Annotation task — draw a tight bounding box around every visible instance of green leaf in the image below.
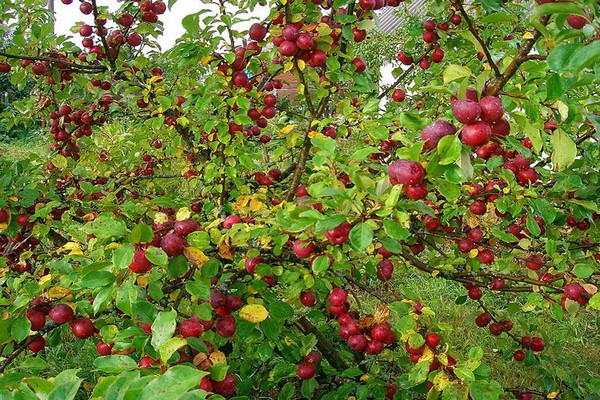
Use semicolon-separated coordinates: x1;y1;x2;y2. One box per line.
93;355;138;373
139;365;206;400
311;255;330;274
443;65;471;84
470;380;504;400
129;223;154;244
11;317;31;342
187;231;211;250
185;280;211;299
547;43;581;72
531;2;585;18
550;130;577;171
349;223;373;251
80;271;115;288
315;215;347;233
159;337;188;363
151;310;177;353
407;361;430;387
209;363;229;381
382;220;410;241
145;247;169;266
572;264;594;279
437;135;461;165
565;40;600;73
589;293;600;311
113;243;135;269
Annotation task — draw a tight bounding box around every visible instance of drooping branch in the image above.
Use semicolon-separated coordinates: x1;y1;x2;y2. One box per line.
486;15;551;96
285;130;312;202
454;0;501;77
0;51;107;73
295;316;350;371
377;44;433;99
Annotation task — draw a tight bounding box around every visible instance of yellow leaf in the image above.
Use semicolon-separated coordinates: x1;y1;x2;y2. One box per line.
183;247;209;266
176;207;191;221
137;275;149;287
149;75;164;85
105;242;120;250
279;124;297;136
249;198;266;212
209;351;227;365
57;242;83;255
239;304;269;323
469;248;479;258
83;213;96;222
297;59;306;71
154;212;169;226
431;270;440;278
523;32;535;40
39;274;52;285
547;391;559;399
360;375;370;382
433;371;452;391
47;286;71;300
232;195;251;211
200;55;213;65
307;131;322;139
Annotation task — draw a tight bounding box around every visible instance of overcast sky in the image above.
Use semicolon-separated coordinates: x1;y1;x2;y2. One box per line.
54;1;268;50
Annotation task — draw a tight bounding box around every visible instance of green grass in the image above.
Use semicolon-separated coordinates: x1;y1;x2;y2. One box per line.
395;272;600;398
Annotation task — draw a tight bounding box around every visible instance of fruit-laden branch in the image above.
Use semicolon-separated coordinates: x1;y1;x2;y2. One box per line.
0;324;58;373
486;15;551;96
295;316;350;371
91;0;117;71
454;0;501;77
377;45;433;99
0;51;106;72
285;130;312;202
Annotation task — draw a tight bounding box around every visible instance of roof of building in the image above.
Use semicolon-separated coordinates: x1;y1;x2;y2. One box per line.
375;1;428;34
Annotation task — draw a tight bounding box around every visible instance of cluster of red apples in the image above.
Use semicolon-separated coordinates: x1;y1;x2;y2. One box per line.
26;300;96;353
388;159;428;200
0;208;40;274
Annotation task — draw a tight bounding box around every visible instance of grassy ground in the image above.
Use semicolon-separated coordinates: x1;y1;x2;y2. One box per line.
397;272;600;398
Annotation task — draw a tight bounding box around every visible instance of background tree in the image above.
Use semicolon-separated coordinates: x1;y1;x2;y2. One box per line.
0;0;598;399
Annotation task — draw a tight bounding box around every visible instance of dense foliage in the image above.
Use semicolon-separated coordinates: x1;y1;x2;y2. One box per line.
0;0;599;399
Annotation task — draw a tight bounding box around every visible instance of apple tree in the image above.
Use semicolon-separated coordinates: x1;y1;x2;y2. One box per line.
0;0;598;399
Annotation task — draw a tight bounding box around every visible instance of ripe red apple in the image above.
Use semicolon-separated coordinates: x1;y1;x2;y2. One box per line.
249;23;267;41
96;340;113;355
377;260;394;281
371;322;392;342
26;310;46;331
32;63;46;75
469;201;486;215
127;33;142;46
388;159;425;186
179;318;204;337
223;215;242;229
174;219;200;237
489;322;503;336
71;317;96;339
49;303;74;324
216;315;236;338
293;240;315;259
347;334;367;351
27;335;45;353
391;89;405;102
129;247;152;274
452;100;481;124
405;182;429;200
160;233;184;256
0;209;9;223
352;58;366;73
567;14;587;29
513;350;525;361
325;221;352;245
365;340;384;354
278;40;297;57
79;24;92;37
0;62;11;73
431;47;444;63
296;33;315;51
397;51;413;65
328;288;347;306
530;337;545;352
468;286;482;300
475;312;492;327
119;12;135;26
478;249;494;264
461;121;491;147
300;291;316;307
79;1;93;14
153;1;166;14
425;333;440;349
564;283;583;300
458;238;474;253
421;120;456;149
297;361;316;380
525;254;544;270
490;118;510;137
478;96;504;123
138;356;160;367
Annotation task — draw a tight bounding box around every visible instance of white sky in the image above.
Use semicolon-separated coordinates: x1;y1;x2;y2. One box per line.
54;1;268;50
